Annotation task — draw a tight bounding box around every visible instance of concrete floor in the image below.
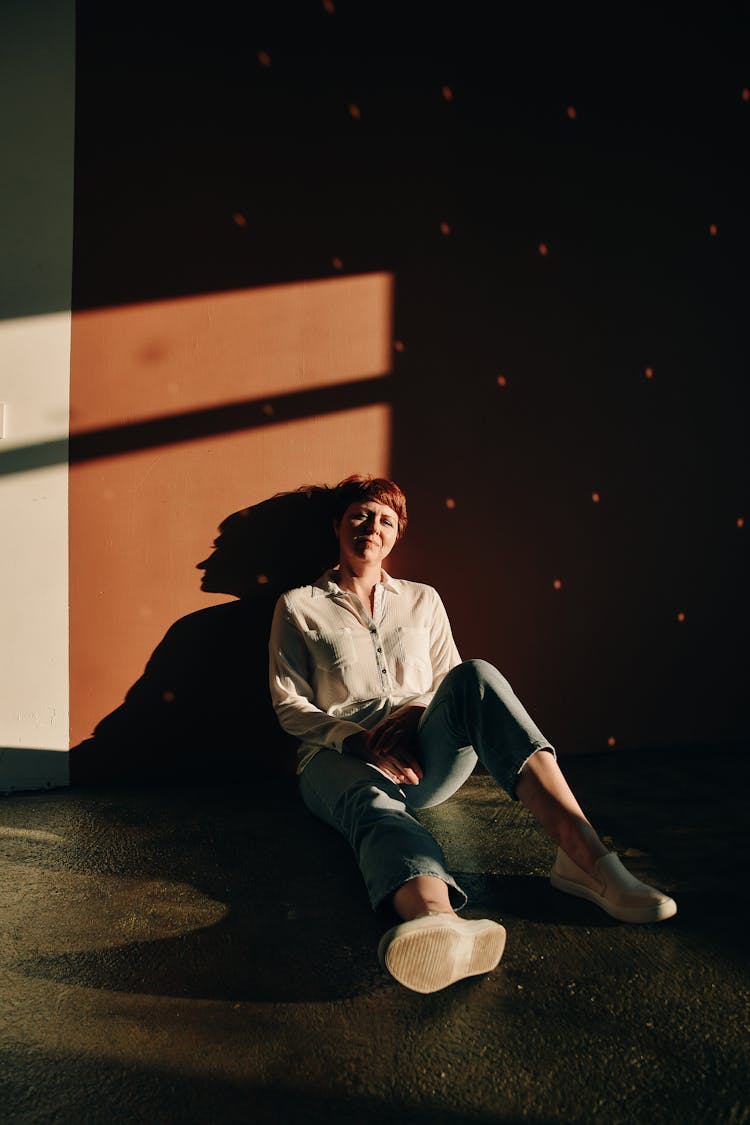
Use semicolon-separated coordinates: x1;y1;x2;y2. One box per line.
1;747;748;1125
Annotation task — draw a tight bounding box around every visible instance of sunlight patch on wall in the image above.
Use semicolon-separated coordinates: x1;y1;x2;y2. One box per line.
69;274;393;745
0;312;70;752
70;273;393;428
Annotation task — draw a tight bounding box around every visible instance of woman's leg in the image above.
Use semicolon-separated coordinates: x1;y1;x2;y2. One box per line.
300;747;507;992
413;660;676;922
412;659;608;870
298;748;467;915
411;659;555;809
514;746;608;874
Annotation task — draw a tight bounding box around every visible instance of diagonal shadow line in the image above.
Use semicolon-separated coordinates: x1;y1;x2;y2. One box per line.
0;373;392;477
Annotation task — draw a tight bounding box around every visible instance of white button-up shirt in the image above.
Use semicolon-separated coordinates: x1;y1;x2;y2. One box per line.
269;568;461;771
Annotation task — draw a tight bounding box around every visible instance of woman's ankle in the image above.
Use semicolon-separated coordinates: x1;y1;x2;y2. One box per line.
557;825;609;876
392;875;456;921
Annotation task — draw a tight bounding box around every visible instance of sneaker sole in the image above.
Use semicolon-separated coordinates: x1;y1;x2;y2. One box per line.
378;917;507;994
550;871;678;923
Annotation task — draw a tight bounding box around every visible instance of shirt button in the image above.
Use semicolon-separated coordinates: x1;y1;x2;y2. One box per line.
377;647;382;653
369;625;377;633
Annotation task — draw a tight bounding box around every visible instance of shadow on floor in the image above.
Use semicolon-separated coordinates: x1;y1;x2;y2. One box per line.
1;746;749;1125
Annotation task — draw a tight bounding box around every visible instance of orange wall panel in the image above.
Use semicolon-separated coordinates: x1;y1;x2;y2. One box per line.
69;276;393;745
70;274;393;426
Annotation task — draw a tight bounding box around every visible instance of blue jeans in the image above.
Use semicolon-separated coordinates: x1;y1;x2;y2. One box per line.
298;660;555;911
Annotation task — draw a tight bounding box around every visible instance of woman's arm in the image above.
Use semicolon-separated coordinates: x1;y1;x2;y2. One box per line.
269;594;421;783
428;589;462;685
268;596;364;752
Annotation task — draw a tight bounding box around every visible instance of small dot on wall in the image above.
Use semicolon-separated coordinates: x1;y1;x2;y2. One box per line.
552;578;562;590
331;257;343;270
709;223;718;236
538;242;549;256
497;375;507;387
233;212;247;228
566;105;577;119
742;87;750;101
445;497;456;510
677;611;686;623
322;0;335;12
607;736;617;748
644;366;654;379
591;491;601;503
162;691;176;703
737;516;745;528
393;339;405;352
442;85;453;101
257;50;271;67
349;103;361;119
440;221;451;235
256;574;270;585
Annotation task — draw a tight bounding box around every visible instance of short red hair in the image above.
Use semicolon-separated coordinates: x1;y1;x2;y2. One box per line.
331;475;408;541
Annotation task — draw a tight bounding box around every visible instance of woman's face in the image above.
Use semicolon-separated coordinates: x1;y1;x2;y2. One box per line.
335;500;400;570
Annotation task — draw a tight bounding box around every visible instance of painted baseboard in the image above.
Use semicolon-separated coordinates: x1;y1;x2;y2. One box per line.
0;748;70;795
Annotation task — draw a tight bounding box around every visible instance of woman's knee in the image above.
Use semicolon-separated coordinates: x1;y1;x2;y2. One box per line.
451;658;512;695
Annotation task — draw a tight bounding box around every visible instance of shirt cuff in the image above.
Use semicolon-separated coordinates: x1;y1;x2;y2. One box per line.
324;719;367;753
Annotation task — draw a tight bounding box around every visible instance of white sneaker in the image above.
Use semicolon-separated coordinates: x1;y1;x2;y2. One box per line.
378;913;507;993
551;848;677;923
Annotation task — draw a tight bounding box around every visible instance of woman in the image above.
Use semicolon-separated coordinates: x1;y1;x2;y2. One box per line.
269;476;676;994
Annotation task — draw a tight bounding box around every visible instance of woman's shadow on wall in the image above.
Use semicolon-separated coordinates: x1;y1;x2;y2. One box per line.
54;487;392;1001
70;486;338;786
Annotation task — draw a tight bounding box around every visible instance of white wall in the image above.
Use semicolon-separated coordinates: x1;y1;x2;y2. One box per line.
0;0;75;791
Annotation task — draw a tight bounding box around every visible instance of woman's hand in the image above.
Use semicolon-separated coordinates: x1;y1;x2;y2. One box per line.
368;705;425;757
342;706;425;786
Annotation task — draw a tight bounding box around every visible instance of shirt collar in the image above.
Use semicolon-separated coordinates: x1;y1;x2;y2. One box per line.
312;568;401;596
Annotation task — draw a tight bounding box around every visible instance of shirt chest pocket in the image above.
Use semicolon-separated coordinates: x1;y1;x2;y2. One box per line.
307;628;357;670
392;626;432;677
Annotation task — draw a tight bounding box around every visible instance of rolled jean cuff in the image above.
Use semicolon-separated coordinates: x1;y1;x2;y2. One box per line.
509;742;557;800
373;867;468;913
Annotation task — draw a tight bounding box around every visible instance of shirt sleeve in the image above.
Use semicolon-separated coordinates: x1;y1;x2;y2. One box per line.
268;594;364;752
408;588;462;708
